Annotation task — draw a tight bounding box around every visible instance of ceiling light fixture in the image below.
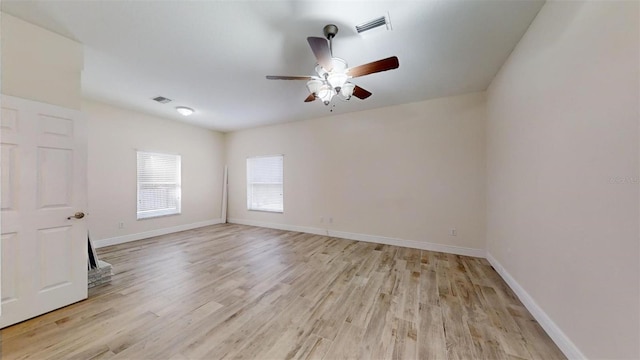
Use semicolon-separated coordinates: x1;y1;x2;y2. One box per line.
309;57;354;105
175;106;194;116
266;24;399;108
306;26;355;106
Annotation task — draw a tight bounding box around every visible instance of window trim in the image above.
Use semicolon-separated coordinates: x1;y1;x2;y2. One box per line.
136;150;182;220
246;154;284;213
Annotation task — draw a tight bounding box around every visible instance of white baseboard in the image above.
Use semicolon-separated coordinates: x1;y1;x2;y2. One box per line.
330;229;485;258
227;218;328;237
485;252;585;360
227;218;485;258
93;219;224;248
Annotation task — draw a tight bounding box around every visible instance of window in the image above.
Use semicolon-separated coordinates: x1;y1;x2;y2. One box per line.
247;155;283;212
137;151;181;219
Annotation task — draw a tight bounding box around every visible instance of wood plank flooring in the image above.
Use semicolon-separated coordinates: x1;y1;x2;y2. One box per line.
0;224;565;359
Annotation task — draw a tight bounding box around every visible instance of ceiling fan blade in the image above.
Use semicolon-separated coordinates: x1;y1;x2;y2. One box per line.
304;93;316;102
266;75;314;80
353;85;372;99
348;56;399;78
307;37;333;71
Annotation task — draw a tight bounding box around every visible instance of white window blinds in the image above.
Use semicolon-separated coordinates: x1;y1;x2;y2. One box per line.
247;155;283;212
137;151;181;219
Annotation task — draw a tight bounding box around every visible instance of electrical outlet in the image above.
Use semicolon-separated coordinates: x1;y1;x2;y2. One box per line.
450;228;457;236
329;217;333;224
118;222;125;229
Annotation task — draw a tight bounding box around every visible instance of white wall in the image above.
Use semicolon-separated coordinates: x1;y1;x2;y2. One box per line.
84;100;226;245
0;13;83;109
225;92;486;254
486;1;639;359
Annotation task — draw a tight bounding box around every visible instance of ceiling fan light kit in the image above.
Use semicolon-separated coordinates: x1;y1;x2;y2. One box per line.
266;24;399;108
314;57;352;104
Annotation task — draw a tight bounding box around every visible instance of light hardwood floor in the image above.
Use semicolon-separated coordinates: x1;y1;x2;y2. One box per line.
1;224;565;359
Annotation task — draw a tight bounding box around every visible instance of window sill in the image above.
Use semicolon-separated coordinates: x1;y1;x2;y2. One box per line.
248;209;283;214
137;212;181;220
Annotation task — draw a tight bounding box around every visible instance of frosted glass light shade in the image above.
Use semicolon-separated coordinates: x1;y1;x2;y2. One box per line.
306;79;322;94
315;58;348;78
317;84;334;104
340;83;355;99
328;73;348;89
330;58;348;73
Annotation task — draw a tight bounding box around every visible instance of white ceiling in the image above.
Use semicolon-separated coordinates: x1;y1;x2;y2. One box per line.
2;0;544;132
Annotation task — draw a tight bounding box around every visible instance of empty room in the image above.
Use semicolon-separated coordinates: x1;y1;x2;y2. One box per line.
0;0;638;359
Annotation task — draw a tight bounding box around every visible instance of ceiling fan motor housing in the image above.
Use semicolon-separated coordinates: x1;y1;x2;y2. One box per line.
323;24;339;40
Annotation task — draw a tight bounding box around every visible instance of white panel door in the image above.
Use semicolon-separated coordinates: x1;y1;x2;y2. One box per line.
1;95;87;328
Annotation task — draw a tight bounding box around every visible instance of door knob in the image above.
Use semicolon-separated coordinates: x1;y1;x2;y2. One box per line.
67;212;85;220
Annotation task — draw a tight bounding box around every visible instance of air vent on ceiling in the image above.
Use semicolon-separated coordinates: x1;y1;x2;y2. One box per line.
152;96;172;104
355;15;391;33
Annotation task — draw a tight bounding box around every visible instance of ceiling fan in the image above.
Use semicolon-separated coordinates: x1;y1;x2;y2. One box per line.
266;24;400;106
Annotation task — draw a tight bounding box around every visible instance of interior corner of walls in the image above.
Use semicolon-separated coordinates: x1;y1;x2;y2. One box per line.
93;219;224;248
485;252;586;360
